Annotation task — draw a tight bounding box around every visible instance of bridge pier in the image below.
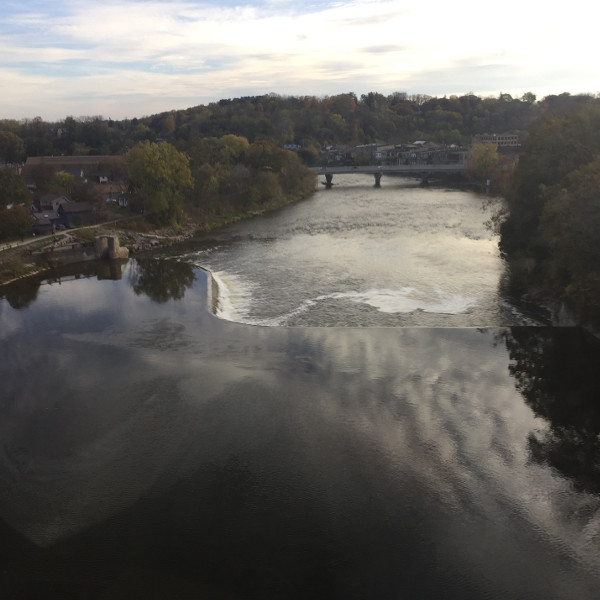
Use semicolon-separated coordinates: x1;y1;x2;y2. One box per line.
373;172;382;187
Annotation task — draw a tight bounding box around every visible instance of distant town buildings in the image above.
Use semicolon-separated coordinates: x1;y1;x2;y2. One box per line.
8;156;122;235
319;142;468;167
30;194;95;235
473;134;520;147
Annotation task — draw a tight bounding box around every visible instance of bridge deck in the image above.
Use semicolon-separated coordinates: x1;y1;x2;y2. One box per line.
314;164;465;175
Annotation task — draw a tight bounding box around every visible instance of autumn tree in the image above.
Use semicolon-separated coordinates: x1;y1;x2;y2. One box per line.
0;169;30;207
186;134;249;167
0;206;34;241
123;141;193;226
55;171;76;196
466;143;500;182
161;114;176;138
466;142;515;197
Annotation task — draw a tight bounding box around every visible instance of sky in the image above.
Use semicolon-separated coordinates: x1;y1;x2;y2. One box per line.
1;0;598;121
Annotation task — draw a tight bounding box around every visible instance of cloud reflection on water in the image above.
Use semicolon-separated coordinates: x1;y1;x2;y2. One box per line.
0;269;599;597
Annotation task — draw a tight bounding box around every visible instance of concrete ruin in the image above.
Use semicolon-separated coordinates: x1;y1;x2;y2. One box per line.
94;235;130;260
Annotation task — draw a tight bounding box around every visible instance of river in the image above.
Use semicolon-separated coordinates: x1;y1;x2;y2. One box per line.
181;176;535;326
0;178;598;599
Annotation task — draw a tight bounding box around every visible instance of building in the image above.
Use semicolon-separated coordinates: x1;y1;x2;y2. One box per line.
473;134;520;147
319;145;352;165
58;202;95;228
37;193;71;212
31;210;62;235
392;143;468;166
20;156;116;188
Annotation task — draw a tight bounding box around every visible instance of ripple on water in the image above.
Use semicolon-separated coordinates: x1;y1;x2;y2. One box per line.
188;180;540;327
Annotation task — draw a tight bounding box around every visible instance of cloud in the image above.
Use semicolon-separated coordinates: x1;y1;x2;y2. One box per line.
0;0;598;119
361;44;407;54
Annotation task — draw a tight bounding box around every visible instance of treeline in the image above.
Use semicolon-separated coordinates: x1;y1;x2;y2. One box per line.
499;99;600;325
0;135;316;236
121;135;316;228
1;91;596;164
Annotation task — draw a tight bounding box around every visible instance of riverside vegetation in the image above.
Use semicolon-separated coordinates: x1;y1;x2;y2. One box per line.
499;102;600;327
2;91;600;327
0;135;316;284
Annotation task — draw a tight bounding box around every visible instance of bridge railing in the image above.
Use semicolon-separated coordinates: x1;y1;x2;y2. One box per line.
313;164;465;174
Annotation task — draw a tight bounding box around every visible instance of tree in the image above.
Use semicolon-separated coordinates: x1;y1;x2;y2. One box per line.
123;141;193;226
521;92;537;105
0;169;30;207
30;163;56;193
499;102;600;323
0;205;34;241
55;171;76;196
466;142;500;181
21;116;55;156
0;131;26;163
537;157;600;319
161;114;176;138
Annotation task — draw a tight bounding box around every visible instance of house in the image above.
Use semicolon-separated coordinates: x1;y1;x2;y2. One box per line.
20;156;117;188
374;145;395;164
353;144;378;163
32;210;62;235
37;193;71;212
58;202;95;228
105;193;129;208
319;145;352;165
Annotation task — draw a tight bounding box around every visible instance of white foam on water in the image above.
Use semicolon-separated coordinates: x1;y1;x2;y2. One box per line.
205;258;479;326
209;276;479;326
209;270;257;323
256;288;479;326
327;287;478;315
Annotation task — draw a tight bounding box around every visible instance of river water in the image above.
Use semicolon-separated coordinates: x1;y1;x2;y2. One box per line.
183;176;532;327
1;178;599;599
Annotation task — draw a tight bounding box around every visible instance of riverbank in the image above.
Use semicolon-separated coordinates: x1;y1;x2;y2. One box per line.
0;181;317;288
0;222;207;287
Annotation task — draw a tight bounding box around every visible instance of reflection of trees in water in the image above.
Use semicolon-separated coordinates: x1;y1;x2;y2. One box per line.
2;262;105;309
503;327;600;494
129;258;196;303
2;279;40;309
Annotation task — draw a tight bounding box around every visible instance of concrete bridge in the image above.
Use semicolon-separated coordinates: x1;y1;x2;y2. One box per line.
313;163;466;187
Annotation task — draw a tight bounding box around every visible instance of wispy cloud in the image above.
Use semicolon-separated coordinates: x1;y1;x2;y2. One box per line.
361;45;407;54
0;0;597;120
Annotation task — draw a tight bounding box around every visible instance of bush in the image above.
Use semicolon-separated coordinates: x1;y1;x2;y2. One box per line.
0;255;26;280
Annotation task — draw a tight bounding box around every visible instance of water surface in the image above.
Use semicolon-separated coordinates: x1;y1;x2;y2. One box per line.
182;177;529;326
0;181;598;599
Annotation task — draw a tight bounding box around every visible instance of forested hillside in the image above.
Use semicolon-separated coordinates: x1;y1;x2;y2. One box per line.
1;91;587;163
